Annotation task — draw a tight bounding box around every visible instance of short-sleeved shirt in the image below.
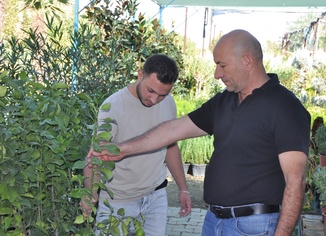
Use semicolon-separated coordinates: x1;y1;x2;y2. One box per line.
98;86;176;203
188;73;311;206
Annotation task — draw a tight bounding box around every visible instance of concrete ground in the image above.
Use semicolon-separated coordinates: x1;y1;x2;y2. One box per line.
166;207;206;236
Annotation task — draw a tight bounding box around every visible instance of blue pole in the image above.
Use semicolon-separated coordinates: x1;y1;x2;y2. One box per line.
72;0;79;91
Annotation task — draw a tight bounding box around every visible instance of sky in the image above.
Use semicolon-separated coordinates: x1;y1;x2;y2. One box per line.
77;0;326;50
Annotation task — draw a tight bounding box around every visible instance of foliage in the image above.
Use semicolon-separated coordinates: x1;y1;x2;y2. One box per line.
0;1;184;106
315;125;326;155
22;0;68;12
1;0;71;40
77;0;184;103
179;136;213;164
313;166;326;207
303;148;320;211
285;13;325;52
175;95;208;118
178;37;222;99
71;102;144;235
0;71;95;234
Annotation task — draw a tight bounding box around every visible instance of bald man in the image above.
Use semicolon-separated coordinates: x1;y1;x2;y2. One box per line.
92;30;311;236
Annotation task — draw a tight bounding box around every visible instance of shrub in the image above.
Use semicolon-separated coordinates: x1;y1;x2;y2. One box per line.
315;125;326;155
179;136;213;164
313;166;326;207
0;71;95;234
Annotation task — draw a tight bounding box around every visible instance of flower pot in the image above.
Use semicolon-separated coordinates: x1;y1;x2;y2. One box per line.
166;163;190;178
183;163;190;175
190;164;207;177
320;154;326;167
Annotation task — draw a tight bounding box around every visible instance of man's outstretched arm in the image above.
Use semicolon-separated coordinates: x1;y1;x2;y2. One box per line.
93;115;207;161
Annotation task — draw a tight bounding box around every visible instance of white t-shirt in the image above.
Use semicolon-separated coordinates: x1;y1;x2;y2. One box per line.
98;86;176;202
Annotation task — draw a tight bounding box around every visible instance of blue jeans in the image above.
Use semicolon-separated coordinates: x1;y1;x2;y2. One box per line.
202;207;279;236
95;188;167;236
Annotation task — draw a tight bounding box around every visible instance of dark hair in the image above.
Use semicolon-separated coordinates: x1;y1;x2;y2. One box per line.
143;54;179;84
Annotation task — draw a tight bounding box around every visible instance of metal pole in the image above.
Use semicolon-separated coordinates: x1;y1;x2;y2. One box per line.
183;7;188;54
72;0;79;91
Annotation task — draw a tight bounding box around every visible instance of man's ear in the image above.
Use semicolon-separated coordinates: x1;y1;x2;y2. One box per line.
241;53;253;71
137;69;143;80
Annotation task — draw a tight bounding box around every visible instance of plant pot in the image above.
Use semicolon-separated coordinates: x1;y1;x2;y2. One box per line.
183;163;190;175
190;164;207;177
166;163;190;178
320;154;326;167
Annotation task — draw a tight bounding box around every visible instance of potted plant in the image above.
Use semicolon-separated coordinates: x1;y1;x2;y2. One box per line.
180;136;213;176
315;125;326;166
313;166;326;234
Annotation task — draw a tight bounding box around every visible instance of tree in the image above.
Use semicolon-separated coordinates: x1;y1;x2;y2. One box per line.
0;0;8;38
0;0;70;39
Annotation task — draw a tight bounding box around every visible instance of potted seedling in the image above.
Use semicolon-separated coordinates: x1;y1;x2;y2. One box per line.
313;166;326;234
315;125;326;166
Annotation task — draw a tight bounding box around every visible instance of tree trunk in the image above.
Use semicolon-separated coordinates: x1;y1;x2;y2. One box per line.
0;0;8;38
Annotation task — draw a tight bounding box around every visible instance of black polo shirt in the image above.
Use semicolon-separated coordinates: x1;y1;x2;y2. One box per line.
188;73;311;206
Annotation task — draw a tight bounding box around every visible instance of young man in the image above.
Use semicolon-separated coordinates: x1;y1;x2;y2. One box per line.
92;30;311;236
81;54;191;236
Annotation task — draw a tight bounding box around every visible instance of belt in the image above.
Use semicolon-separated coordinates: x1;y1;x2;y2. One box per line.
210;204;280;219
155;179;168;191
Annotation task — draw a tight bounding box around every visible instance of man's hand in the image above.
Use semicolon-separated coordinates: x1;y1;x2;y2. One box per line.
87;145;124;162
178;190;191;217
80;191;98;217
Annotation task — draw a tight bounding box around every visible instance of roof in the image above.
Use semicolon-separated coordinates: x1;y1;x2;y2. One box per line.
152;0;326;7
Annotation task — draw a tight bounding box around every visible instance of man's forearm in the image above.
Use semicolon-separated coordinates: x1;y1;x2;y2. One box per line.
165;144;188;192
120;116;206;157
83;164;100;189
274;181;305;235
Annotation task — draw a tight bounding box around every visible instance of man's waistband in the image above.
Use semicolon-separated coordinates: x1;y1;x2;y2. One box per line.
209;203;280;219
155;179;168;191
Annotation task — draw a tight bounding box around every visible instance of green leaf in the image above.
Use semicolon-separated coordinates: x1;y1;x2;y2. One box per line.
98;123;112;132
100;102;111;111
103;117;115;124
0;70;8;80
74;214;85;224
97;131;112;142
0;207;13;215
69;189;84;198
121;221;128;235
98;167;113;180
71;117;80;124
72;160;88;170
93;142;102;152
29;81;46;89
117;208;125;216
52;82;68;89
76;93;90;101
102;144;120;155
18;71;28;80
102;160;115;170
91;157;102;166
0;86;7;97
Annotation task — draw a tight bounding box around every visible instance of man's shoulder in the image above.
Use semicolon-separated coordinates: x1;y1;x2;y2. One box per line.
101;88;128;105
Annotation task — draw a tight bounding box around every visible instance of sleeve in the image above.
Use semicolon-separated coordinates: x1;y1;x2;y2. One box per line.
188;95;218;135
275;98;311;155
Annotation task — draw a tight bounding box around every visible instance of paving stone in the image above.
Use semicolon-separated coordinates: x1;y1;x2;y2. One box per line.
166;207;206;236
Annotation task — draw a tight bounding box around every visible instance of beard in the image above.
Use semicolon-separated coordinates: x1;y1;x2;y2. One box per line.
136;82;152;107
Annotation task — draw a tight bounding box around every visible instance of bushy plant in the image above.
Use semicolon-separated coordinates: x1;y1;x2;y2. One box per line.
179;136;213;164
71;102;144;235
0;71;95;234
315;125;326;155
313;166;326;207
